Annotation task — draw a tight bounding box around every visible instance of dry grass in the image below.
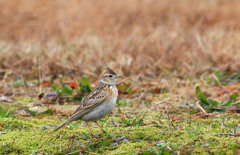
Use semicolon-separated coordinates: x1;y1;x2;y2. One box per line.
1;0;240;73
0;1;240;154
1;0;240;102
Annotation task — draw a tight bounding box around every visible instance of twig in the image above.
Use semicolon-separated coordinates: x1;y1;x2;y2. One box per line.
136;141;160;152
67;137;95;155
80;150;98;155
157;131;240;137
181;146;227;151
165;109;176;129
3;87;11;95
80;136;94;152
220;122;227;152
59;134;62;152
68;150;97;155
196;101;207;115
64;136;75;154
213;133;240;137
37;57;42;93
49;131;62;142
23;77;32;100
187;103;191;124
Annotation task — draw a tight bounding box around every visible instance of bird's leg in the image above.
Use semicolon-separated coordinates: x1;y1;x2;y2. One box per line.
86;122;95;137
95;121;106;133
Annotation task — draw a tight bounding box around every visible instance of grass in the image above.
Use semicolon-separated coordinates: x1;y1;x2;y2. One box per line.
1;0;240;154
1;82;239;154
0;94;240;154
0;108;239;154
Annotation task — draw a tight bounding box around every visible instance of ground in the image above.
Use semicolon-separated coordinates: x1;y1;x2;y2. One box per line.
0;0;240;154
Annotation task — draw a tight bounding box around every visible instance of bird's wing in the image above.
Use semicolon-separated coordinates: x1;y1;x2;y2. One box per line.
54;88;108;132
69;89;108;121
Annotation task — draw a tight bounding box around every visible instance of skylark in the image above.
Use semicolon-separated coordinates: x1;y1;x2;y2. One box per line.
54;67;122;135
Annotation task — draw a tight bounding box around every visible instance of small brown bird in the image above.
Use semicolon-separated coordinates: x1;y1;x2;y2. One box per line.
54;67;122;135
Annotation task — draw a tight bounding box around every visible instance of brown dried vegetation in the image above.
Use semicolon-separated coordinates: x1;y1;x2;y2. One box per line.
0;0;240;154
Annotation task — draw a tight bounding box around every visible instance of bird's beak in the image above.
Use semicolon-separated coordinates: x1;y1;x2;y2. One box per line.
117;75;123;79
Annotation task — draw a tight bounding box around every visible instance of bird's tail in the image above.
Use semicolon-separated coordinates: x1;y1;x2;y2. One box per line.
54;121;69;132
54;113;80;132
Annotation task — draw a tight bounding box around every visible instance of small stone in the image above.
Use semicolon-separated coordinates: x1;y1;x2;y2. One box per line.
122;139;129;143
117;136;126;141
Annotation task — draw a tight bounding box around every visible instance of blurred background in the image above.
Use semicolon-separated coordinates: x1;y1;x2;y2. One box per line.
1;0;240;105
1;0;240;73
1;1;240;154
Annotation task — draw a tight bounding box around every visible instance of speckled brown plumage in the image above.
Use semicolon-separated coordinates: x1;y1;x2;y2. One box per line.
54;67;122;134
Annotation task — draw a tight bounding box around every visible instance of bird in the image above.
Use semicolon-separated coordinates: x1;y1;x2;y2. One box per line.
54;67;122;136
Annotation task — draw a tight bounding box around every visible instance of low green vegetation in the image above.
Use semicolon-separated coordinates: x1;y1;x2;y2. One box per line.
0;76;240;154
0;100;239;154
0;105;16;119
196;86;240;112
1;0;240;154
51;76;93;101
207;70;240;86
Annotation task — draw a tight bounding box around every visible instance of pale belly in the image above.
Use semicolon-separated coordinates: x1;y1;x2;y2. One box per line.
81;96;117;122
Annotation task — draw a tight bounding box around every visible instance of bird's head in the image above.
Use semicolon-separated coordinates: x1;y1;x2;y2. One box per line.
99;67;122;85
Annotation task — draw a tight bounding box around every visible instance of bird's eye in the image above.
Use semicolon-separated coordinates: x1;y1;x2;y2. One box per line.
108;75;113;78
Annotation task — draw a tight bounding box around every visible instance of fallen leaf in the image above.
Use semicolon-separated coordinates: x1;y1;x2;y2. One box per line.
68;82;77;89
42;81;51;87
0;96;13;103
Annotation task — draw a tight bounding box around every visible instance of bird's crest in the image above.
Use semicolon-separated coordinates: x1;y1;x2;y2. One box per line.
104;67;116;75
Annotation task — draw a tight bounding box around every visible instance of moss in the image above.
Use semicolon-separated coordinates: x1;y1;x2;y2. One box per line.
106;142;148;155
0;118;60;131
14;96;33;104
0;114;239;154
1;131;65;154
